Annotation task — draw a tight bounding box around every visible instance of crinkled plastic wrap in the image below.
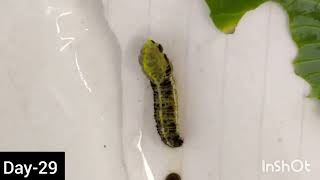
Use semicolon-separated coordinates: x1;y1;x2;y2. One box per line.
0;0;125;180
2;0;317;180
1;0;217;179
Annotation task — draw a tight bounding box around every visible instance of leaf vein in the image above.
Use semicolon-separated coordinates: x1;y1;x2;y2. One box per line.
295;58;320;64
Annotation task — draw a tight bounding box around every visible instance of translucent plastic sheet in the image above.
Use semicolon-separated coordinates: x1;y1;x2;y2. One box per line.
2;0;320;180
0;0;125;179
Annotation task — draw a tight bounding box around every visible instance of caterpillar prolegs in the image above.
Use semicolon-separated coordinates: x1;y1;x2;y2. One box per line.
139;39;183;148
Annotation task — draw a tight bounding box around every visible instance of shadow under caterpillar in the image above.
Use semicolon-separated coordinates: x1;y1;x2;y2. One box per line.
139;39;183;148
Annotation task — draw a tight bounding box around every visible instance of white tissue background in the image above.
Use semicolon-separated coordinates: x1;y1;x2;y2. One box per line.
1;0;320;180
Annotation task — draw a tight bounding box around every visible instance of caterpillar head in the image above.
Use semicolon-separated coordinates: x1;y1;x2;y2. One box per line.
139;39;172;83
166;133;184;148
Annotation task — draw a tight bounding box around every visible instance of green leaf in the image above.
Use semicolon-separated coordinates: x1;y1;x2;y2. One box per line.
205;0;320;99
205;0;267;33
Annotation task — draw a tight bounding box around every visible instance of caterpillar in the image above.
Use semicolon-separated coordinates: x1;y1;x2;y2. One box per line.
206;0;320;99
139;39;183;148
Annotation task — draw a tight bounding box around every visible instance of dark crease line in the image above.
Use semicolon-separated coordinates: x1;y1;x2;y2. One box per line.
218;35;229;180
257;5;272;180
180;0;195;174
115;21;130;180
298;98;306;180
99;0;130;179
298;99;306;157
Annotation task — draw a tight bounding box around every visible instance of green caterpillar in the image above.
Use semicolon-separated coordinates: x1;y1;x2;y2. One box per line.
139;39;183;148
206;0;320;99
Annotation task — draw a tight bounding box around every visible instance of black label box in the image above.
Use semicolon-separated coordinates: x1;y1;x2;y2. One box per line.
0;152;65;180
